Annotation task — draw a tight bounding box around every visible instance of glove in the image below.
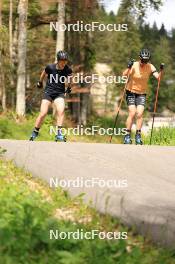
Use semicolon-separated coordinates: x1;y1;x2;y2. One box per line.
37;81;43;88
160;63;165;70
127;59;135;69
66;86;72;94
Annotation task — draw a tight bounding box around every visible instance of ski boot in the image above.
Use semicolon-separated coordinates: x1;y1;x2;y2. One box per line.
135;133;143;145
123;134;132;144
29;130;39;141
55;130;66;142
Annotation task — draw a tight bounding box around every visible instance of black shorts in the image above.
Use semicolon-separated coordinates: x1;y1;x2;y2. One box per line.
43;92;65;102
126;90;146;106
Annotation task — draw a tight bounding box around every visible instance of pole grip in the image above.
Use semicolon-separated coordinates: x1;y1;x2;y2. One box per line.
160;63;165;70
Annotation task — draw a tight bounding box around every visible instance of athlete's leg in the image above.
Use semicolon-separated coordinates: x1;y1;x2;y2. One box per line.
136;105;145;130
126;105;136;130
35;99;51;128
125;91;136;131
54;97;65;127
54;97;66;141
29;99;51;141
124;105;136;144
135;104;145;145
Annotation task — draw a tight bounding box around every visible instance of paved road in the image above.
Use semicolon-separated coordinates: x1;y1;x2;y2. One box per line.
0;139;175;248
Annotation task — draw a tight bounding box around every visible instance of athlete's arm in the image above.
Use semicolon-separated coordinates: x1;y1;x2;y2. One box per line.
37;68;48;88
65;66;73;93
65;76;73;94
123;68;130;76
123;60;134;76
40;70;47;82
153;71;160;80
154;63;165;80
151;64;160;80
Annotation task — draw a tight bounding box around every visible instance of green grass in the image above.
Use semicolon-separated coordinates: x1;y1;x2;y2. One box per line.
0;157;175;264
0;112;175;145
0;112;124;144
0;112;53;141
143;127;175;146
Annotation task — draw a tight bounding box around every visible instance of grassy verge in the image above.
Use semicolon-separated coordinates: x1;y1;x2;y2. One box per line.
0;112;175;145
0;155;175;264
143;127;175;146
0;112;123;144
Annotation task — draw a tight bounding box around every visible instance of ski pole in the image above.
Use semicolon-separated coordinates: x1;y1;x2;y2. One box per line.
149;63;164;145
109;60;134;143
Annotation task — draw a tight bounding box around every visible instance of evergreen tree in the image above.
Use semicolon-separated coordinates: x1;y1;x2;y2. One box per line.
149;37;174;112
159;23;167;37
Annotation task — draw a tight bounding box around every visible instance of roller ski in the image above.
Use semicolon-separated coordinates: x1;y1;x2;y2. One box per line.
135;132;143;145
29;129;39;141
123;134;132;144
55;130;67;142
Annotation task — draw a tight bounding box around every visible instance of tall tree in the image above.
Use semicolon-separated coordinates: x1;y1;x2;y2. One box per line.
16;0;28;116
159;23;167;37
0;0;3;104
0;0;6;111
9;0;13;62
118;0;163;20
170;28;175;71
111;0;141;73
148;37;174;111
9;0;15;87
56;0;65;54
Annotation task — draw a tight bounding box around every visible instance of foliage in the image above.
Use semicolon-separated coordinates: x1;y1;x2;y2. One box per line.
144;127;175;145
0;0;174;117
0;146;6;155
94;4;175;113
0;159;175;263
0;114;175;146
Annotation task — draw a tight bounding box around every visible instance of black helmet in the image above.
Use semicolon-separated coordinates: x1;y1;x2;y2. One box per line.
57;50;68;61
139;49;151;63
